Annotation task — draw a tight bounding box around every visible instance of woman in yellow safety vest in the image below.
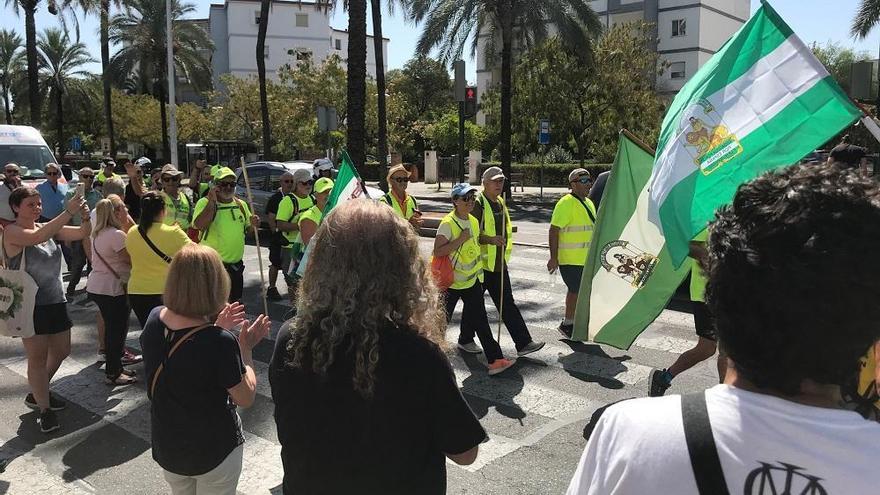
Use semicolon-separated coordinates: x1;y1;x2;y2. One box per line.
548;168;597;338
433;183;514;376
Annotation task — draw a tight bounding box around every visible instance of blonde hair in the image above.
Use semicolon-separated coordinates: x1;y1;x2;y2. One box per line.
163;244;230;318
92;195;125;240
285;200;446;398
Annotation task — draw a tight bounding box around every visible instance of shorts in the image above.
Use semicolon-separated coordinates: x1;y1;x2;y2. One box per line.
269;242;282;269
692;301;717;341
559;265;583;294
34;302;73;335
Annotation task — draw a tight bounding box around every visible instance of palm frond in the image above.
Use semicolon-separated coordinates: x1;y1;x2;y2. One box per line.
852;0;880;38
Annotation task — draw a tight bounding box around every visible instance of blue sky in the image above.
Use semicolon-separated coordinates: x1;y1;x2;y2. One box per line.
2;0;879;82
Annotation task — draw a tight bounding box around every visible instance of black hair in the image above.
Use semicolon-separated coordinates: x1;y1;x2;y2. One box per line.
9;186;39;217
138;191;166;234
706;164;880;395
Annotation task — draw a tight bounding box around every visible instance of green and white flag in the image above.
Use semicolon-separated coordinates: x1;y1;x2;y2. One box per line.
573;132;690;349
648;1;861;265
295;151;370;277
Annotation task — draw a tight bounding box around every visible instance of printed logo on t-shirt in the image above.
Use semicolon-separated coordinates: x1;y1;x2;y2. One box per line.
744;461;827;494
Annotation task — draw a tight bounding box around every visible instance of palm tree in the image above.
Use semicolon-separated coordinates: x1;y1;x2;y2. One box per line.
38;27;93;157
109;0;212;159
410;0;601;193
852;0;880;109
347;0;367;168
0;29;24;124
4;0;43;126
370;0;404;190
256;0;271;159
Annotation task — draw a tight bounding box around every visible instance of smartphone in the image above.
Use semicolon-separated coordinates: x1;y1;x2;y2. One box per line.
75;183;85;197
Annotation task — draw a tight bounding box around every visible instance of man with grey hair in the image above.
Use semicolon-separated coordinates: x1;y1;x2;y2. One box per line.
265;169;297;300
0;163;22;224
36;163;70;222
63;167;102;295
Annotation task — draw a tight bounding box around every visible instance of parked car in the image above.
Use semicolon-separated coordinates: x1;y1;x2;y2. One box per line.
234;161;381;227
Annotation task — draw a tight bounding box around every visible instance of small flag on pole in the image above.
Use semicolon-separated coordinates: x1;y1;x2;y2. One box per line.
648;1;861;266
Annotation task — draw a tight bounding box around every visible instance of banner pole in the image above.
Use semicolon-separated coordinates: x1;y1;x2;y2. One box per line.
239;156;269;317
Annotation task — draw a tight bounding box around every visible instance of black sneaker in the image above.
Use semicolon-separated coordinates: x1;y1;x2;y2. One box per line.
25;393;66;411
648;369;673;397
39;409;60;434
557;321;573;339
266;287;282;301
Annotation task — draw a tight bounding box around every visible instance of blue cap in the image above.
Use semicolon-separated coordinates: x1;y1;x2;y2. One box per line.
451;183;478;198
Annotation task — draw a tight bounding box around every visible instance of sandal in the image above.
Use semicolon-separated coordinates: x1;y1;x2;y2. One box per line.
106;371;137;386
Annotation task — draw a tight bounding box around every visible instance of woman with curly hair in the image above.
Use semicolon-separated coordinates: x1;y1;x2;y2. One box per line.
269;200;485;494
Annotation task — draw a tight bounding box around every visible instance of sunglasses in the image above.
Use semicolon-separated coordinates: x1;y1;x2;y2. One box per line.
392;177;410;183
299;180;314;186
573;177;592;185
46;171;59;176
162;176;180;182
80;175;94;179
217;182;236;189
4;170;18;175
281;179;294;184
455;194;476;202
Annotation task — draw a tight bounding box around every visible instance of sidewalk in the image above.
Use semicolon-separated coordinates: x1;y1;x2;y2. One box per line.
366;180;570;207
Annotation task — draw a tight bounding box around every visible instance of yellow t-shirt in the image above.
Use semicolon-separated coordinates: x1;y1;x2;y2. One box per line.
689;229;709;302
193;197;252;263
125;223;191;294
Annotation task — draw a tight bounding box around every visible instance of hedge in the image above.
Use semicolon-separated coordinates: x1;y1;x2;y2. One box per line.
358;160;611;186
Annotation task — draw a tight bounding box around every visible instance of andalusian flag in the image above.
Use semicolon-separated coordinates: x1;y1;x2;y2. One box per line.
295;151;370;276
648;1;861;266
572;132;690;349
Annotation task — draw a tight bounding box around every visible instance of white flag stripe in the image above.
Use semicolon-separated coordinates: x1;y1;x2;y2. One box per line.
649;35;829;213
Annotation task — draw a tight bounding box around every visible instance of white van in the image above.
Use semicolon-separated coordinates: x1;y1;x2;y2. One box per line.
0;125;59;181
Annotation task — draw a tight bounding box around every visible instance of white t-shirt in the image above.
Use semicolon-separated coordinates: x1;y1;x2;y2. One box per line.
567;384;880;494
0;183;15;221
436;217;472;241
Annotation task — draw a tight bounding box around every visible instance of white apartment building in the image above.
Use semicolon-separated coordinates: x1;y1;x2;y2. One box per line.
209;0;389;92
475;0;749;124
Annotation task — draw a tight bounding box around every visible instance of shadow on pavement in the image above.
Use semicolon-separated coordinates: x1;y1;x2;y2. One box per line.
459;352;526;422
61;421;149;482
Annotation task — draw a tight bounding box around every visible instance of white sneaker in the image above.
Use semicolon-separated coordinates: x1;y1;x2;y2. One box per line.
517;341;545;357
457;341;483;354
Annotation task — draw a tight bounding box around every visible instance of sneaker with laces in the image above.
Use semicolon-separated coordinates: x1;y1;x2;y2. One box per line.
121;349;143;366
558;321;574;339
266;287;282;301
648;369;673;397
39;409;60;434
517;341;545;357
456;341;483;354
487;358;516;376
25;393;66;411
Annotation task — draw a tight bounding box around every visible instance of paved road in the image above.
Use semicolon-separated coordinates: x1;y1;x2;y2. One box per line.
0;239;719;494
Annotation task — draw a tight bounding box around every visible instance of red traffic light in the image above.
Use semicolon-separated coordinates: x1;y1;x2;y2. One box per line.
465;87;476;100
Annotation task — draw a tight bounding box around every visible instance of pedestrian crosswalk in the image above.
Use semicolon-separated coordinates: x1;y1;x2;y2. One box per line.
0;243;716;494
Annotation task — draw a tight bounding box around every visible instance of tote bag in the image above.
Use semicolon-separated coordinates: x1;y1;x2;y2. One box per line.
0;233;37;338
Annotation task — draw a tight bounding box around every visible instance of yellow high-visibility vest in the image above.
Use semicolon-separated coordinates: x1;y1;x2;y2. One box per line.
550;193;596;266
477;193;512;272
438;211;483;290
379;192;418;220
689;229;709;302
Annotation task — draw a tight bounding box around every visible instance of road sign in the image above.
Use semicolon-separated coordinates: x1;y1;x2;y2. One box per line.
70;136;82;151
317;106;338;132
538;120;550;145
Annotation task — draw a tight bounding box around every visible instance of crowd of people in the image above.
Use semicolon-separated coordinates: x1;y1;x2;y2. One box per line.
0;147;879;493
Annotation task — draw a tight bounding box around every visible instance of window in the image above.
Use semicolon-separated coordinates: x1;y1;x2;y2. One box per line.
295;49;312;62
254;10;261;24
296;13;308;27
672;19;686;37
335;39;341;50
670;61;686;79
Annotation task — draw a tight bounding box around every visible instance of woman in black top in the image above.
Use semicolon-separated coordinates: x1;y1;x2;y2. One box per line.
269;200;486;495
141;243;270;494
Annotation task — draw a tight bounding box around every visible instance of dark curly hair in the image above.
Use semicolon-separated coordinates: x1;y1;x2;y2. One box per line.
706;164;880;396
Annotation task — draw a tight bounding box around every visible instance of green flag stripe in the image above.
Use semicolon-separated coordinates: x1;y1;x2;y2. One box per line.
659;76;861;262
656;4;791;154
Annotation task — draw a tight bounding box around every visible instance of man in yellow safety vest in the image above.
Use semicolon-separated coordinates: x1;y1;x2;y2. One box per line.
548;168;596;338
379;164;422;229
458;166;544;357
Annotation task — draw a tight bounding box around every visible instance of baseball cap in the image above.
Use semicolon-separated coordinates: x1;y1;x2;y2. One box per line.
451;183;478;198
102;158;116;168
568;168;591;182
314;158;333;171
386;164;410;182
829;144;867;167
314;177;334;193
135;157;151;167
160;164;183;177
482;166;505;182
214;167;236;181
292;168;312;184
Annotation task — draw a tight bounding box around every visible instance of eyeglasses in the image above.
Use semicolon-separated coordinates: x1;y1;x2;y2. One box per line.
573;177;592;185
455;194;476;202
4;170;18;176
299;180;313;186
46;171;59;176
162;176;180;182
281;179;294;184
80;175;94;179
392;177;410;183
217;182;236;189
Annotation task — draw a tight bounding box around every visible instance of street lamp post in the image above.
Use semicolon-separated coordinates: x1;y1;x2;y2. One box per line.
166;0;178;166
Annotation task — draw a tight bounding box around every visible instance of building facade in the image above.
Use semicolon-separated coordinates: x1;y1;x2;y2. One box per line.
475;0;749;124
209;0;389;92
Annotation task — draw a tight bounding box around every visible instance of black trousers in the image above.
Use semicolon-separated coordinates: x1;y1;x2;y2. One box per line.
444;282;503;363
91;293;131;377
129;294;163;329
224;261;244;302
460;268;533;351
67;240;88;292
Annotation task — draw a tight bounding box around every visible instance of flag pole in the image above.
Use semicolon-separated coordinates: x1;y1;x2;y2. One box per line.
239;156;269;317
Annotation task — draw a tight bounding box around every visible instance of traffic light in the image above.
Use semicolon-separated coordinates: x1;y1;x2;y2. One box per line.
464;86;478;117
